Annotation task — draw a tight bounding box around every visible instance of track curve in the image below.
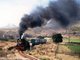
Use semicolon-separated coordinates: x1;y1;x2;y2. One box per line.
17;50;39;60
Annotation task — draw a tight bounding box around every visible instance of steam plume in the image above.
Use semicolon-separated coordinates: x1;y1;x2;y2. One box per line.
19;0;80;38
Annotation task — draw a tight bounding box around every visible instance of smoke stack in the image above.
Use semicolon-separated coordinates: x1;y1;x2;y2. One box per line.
19;0;80;36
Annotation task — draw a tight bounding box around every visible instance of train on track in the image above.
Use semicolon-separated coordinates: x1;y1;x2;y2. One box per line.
16;36;47;51
8;33;63;51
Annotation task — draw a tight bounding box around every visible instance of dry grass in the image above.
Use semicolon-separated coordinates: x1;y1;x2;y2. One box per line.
25;40;80;60
0;39;80;60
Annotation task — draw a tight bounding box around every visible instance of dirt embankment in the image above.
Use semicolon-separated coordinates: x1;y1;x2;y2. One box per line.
0;41;80;60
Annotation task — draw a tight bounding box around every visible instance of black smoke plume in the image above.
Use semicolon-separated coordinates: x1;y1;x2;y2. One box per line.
19;0;80;38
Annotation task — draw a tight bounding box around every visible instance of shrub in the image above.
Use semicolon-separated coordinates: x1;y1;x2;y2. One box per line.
52;33;63;43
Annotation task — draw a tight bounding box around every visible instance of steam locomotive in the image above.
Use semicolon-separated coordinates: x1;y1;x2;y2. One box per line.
14;33;63;51
16;36;47;51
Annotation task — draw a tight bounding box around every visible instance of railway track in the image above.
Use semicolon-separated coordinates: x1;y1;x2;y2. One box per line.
17;49;39;60
7;44;39;60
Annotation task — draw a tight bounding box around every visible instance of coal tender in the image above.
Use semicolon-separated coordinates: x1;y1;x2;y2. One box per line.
31;36;47;47
52;33;63;43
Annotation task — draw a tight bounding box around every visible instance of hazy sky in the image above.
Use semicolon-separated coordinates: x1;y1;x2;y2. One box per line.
0;0;55;28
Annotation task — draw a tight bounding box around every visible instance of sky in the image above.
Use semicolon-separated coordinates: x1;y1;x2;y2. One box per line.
0;0;56;28
0;0;80;28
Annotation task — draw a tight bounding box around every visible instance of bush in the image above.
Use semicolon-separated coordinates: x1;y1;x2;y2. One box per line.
0;38;8;41
52;33;63;43
37;36;45;39
40;57;50;60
